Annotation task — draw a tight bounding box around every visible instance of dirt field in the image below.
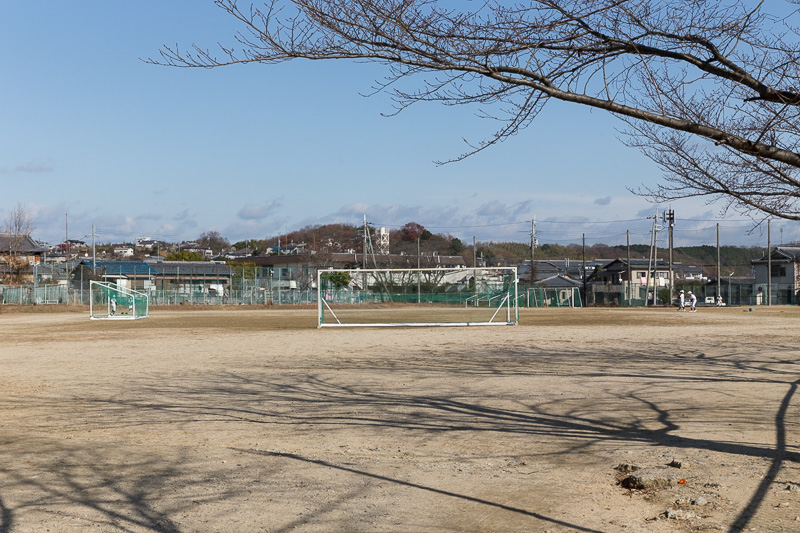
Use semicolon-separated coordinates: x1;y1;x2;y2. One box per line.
2;305;800;532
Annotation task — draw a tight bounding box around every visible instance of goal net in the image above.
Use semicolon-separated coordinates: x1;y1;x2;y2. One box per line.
317;267;518;327
90;281;149;320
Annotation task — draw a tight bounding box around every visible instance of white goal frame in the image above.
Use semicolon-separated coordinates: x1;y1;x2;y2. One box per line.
317;267;518;328
90;281;150;320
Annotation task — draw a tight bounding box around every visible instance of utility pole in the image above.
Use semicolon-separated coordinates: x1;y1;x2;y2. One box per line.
645;216;655;307
530;217;537;282
84;224;98;274
666;209;675;306
716;223;721;303
582;233;586;306
767;219;772;306
65;213;69;261
417;237;421;304
645;210;662;306
626;230;631;306
530;219;534;280
653;210;659;306
363;214;368;270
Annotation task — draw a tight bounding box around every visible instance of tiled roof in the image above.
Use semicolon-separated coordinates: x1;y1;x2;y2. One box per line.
0;233;48;254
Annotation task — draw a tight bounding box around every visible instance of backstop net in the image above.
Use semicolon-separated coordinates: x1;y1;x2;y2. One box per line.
90;281;149;320
317;267;518;327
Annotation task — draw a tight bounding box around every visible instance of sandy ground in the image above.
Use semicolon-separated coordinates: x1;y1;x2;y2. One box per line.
2;305;800;532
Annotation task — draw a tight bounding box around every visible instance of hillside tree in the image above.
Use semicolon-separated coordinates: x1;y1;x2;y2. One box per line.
198;230;231;256
153;0;800;220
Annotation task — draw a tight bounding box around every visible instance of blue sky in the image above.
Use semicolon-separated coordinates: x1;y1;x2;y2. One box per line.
0;2;793;250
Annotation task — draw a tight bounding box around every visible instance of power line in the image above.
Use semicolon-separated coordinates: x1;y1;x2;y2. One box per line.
375;216;761;232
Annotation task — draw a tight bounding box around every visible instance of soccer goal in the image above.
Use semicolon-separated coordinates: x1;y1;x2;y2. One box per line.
90;281;149;320
317;267;518;328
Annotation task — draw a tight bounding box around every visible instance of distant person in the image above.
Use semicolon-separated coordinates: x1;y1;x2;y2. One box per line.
688;291;697;312
111;297;117;316
678;290;685;311
716;295;723;307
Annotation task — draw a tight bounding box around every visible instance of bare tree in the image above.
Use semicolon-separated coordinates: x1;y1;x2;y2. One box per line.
3;203;35;260
197;230;231;256
150;0;800;219
2;203;36;285
4;203;34;237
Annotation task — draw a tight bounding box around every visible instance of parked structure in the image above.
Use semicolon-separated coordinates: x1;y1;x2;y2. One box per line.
75;260;232;294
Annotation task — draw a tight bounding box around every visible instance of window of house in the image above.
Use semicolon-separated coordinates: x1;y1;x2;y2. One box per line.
771;265;787;277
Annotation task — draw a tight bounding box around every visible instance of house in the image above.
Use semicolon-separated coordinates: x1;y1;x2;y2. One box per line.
113;246;135;257
518;259;610;284
751;246;800;304
268;243;308;256
587;259;674;305
225;248;254;261
0;233;50;283
135;237;168;254
0;233;49;263
54;239;88;256
178;243;213;259
525;274;583;307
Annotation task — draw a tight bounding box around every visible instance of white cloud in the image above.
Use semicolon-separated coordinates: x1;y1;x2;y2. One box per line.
237;198;283;221
15;160;54;173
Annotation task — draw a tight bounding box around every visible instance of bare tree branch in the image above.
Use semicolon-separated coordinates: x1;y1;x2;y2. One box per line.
148;0;800;218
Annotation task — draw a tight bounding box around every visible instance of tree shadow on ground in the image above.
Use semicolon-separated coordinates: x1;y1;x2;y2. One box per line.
0;434;242;532
236;448;607;533
4;339;799;531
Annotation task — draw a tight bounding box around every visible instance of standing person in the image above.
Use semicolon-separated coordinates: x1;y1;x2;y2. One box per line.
677;290;685;311
688;291;697;312
716;295;723;307
111;297;117;316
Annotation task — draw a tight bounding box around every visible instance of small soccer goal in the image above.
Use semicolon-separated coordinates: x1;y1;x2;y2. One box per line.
90;281;149;320
317;267;518;328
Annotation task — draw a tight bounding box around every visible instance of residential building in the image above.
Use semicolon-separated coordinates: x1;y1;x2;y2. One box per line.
0;233;48;263
113;246;134;257
587;259;671;305
0;233;49;284
751;246;800;304
178;243;213;259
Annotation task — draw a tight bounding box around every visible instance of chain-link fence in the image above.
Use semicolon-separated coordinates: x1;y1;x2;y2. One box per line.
2;281;796;308
587;281;795;307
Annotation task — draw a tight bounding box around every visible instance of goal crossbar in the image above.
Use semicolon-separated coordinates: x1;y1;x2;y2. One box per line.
317;267;518;328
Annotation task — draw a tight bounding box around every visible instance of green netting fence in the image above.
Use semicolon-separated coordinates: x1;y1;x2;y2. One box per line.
90;281;149;319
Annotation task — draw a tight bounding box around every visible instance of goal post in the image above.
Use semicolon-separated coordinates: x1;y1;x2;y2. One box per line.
90;281;149;320
317;267;518;328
